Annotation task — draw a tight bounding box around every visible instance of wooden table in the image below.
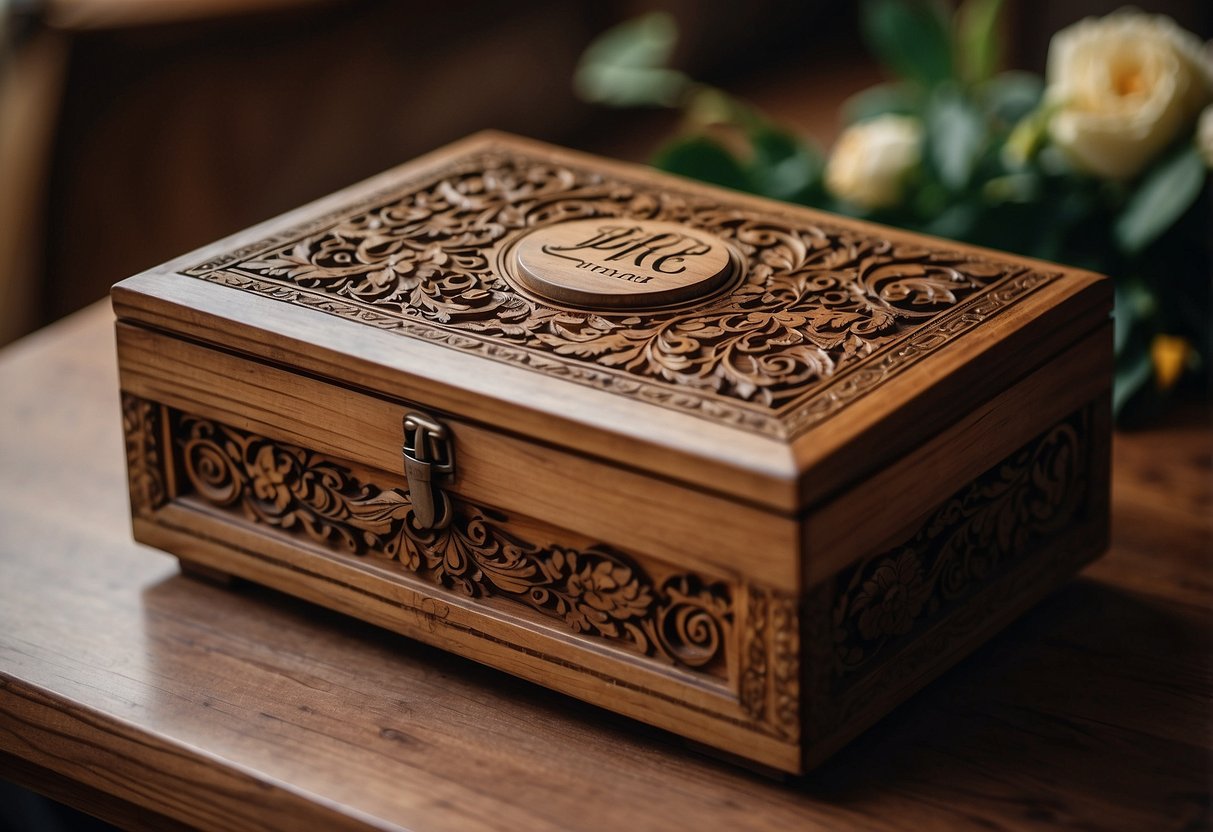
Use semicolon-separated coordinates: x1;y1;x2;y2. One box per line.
1;302;1209;831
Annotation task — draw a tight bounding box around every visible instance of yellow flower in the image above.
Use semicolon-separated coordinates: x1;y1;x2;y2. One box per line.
1045;9;1213;180
1151;334;1191;391
825;115;923;210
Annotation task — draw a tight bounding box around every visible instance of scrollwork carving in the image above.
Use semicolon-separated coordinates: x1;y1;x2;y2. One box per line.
831;409;1088;678
182;147;1059;437
173;414;733;674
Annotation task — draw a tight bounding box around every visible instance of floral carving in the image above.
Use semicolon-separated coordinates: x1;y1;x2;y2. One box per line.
122;394;166;515
182;147;1059;437
832;409;1088;676
852;551;929;640
174;413;732;674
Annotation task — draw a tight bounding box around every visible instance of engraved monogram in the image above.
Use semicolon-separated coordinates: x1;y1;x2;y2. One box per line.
541;223;716;282
181;146;1060;438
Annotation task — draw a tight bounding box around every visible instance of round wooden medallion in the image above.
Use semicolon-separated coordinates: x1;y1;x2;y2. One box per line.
512;219;737;310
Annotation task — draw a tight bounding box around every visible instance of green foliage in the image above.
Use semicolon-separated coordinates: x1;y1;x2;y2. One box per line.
843;83;920;124
746;126;823;202
574;12;688;107
977;71;1044;125
926;87;985;190
956;0;1004;84
574;1;1213;423
654;124;823;204
861;0;954;89
1114;143;1206;255
652;136;751;191
1112;280;1157;418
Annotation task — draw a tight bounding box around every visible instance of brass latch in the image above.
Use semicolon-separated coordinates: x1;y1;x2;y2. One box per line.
402;411;455;530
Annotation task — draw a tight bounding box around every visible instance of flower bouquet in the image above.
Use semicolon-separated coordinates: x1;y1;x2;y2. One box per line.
574;2;1212;423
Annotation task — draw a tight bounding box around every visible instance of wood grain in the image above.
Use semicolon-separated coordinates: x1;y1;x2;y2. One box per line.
1;301;1208;830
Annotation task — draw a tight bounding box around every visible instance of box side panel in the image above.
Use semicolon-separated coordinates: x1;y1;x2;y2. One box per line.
799;328;1112;768
118;361;804;773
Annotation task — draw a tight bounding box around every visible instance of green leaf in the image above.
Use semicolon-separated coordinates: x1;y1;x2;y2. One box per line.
981;172;1041;204
652;136;751;192
1114;143;1207;255
574;12;689;107
1113;343;1153;418
978;71;1043;124
842;83;920;124
921;200;979;239
861;0;954;89
1113;282;1137;356
746;126;822;201
926;88;986;190
956;0;1004;84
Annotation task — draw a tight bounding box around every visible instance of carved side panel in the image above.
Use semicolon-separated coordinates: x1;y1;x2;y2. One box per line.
805;406;1094;742
121;393;167;516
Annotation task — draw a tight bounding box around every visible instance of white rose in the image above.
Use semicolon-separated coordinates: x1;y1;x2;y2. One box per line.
825;115;923;210
1045;9;1213;180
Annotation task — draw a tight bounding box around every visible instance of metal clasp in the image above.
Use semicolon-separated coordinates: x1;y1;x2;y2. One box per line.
402;411;455;530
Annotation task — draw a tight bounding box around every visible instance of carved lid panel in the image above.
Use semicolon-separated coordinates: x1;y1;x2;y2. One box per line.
114;132;1110;510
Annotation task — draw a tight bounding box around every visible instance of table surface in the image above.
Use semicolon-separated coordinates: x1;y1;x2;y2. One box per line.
0;302;1209;832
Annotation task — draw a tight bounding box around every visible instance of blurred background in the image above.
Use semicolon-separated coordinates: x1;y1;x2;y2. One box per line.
0;0;1208;347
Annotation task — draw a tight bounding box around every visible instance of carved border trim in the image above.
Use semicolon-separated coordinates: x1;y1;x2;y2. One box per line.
777;272;1053;436
122;393;167;516
739;586;801;741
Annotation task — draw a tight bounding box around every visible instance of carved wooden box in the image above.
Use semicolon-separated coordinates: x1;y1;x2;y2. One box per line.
113;132;1112;774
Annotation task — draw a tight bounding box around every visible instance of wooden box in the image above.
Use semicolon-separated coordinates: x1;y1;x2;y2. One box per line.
113;132;1112;774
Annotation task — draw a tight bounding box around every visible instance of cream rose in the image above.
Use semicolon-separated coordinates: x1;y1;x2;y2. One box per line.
1045;9;1213;180
825;115;923;210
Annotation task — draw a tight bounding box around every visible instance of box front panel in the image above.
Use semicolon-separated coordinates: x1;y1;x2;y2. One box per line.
120;389;804;772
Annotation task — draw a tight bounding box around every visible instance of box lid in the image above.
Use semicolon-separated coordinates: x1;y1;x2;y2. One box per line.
112;131;1111;515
